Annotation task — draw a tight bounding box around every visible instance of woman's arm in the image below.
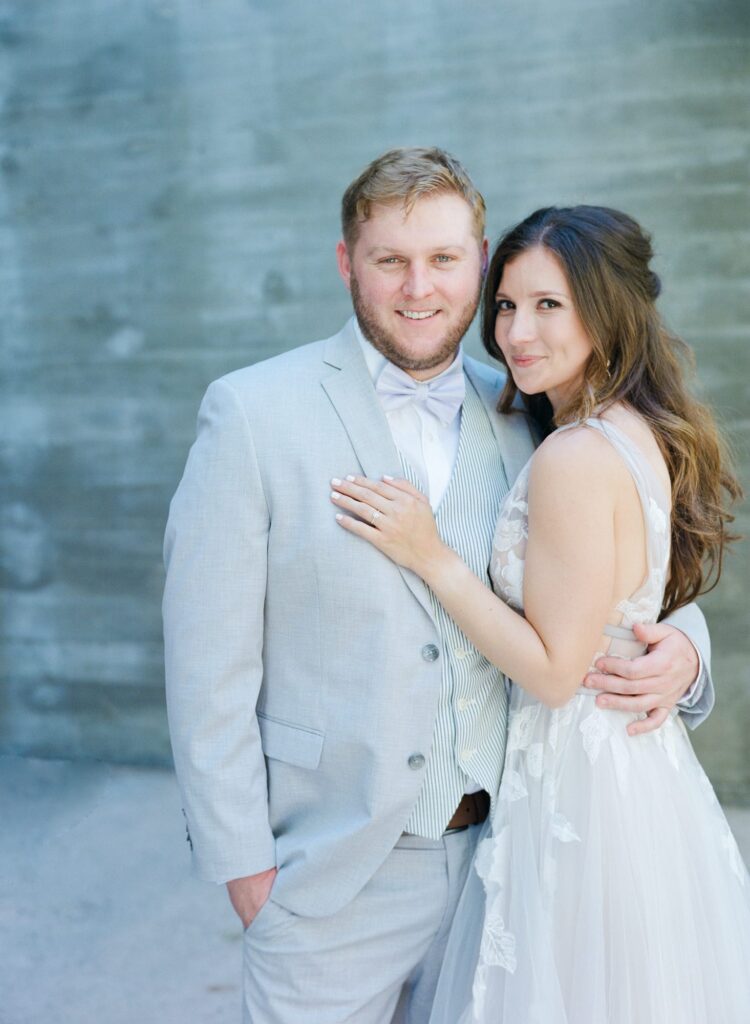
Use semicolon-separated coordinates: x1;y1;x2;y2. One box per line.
331;429;621;708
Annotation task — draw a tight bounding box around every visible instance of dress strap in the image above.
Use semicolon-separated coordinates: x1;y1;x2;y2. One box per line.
561;416;671;633
602;622;637;641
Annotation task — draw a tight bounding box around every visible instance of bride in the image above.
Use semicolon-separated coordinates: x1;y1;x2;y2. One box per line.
330;205;750;1022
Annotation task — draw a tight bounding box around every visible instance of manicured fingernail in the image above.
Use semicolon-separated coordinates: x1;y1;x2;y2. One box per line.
331;491;340;500
346;475;356;482
383;475;394;481
335;513;343;521
331;477;342;486
599;697;609;707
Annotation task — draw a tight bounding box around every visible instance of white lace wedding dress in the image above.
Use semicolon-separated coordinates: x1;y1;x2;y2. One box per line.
430;417;750;1024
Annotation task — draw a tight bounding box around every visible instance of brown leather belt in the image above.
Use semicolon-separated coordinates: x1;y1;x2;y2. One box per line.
445;790;490;831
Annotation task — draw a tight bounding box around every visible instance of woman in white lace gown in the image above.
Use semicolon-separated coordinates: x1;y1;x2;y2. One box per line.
331;205;749;1022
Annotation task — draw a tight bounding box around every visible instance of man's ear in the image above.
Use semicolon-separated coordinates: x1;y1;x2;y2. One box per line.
481;237;489;277
336;240;352;290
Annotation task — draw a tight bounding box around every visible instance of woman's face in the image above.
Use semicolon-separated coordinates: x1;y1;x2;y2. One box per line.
494;246;594;412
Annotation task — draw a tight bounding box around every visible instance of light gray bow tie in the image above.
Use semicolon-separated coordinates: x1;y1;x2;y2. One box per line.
375;360;465;426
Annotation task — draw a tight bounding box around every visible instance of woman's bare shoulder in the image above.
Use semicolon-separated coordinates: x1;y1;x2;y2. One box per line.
530;422;626;493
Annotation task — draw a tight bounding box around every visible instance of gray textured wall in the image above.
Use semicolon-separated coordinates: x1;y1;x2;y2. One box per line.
1;0;748;799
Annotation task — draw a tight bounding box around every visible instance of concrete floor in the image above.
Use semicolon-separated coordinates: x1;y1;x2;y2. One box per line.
1;755;749;1024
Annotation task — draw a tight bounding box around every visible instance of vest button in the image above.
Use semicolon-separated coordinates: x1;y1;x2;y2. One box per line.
421;643;440;662
408;753;426;770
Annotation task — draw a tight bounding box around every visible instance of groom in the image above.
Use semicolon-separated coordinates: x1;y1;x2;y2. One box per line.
163;147;713;1023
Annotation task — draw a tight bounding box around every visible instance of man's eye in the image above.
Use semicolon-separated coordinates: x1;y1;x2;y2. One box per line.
434;254;454;263
379;257;402;265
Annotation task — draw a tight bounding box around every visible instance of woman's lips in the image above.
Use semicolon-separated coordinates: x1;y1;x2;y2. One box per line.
511;355;543;367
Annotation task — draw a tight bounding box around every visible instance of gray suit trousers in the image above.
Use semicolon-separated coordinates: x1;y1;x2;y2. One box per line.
242;826;481;1024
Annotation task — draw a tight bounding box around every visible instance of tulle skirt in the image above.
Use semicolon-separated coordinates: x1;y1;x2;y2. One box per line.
430;690;750;1024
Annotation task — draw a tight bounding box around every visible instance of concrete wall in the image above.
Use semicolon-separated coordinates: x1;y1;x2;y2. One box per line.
1;0;748;799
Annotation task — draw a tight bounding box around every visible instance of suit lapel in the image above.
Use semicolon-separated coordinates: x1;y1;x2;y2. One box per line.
320;320;436;622
321;321;402;481
464;357;537;487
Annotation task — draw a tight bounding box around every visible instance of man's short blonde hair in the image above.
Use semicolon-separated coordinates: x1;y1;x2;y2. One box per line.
341;147;486;249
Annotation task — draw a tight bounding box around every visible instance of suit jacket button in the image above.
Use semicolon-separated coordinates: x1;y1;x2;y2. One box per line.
421;643;440;662
408;753;426;770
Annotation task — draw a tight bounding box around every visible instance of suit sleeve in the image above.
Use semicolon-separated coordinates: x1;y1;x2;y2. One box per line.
663;601;714;729
163;378;275;882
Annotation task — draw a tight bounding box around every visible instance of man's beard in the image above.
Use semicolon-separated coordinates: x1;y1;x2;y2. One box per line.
350;274;480;373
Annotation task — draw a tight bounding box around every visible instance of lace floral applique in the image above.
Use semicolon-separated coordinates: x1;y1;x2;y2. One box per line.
479;910;518;972
617;569;665;626
473;924;517;1024
499;550;525;607
500;768;528;803
549;812;581;843
547;701;576;755
579;708;614;764
616;593;658;626
507;704;541;752
475;829;510;886
473;830;519;991
490;466;531;610
492;505;527;553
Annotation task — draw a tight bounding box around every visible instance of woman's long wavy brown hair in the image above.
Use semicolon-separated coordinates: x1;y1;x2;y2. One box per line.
481;205;742;616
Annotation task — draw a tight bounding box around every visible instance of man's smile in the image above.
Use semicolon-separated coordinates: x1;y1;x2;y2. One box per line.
397;309;440;320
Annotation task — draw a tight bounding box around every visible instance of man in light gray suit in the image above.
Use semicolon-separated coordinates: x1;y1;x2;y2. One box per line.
163;148;713;1023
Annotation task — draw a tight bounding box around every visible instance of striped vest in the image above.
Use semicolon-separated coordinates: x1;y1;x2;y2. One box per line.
403;378;511;839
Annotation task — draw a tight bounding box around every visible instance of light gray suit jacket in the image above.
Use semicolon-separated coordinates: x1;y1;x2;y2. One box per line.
163;318;713;918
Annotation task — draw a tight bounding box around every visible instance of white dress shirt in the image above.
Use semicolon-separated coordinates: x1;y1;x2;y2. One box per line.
355;321;462;511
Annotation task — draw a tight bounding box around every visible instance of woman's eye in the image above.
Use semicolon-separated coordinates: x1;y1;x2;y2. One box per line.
495;299;514;313
539;298;560;310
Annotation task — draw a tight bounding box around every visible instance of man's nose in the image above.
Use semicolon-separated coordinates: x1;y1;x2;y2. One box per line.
402;263;435;300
